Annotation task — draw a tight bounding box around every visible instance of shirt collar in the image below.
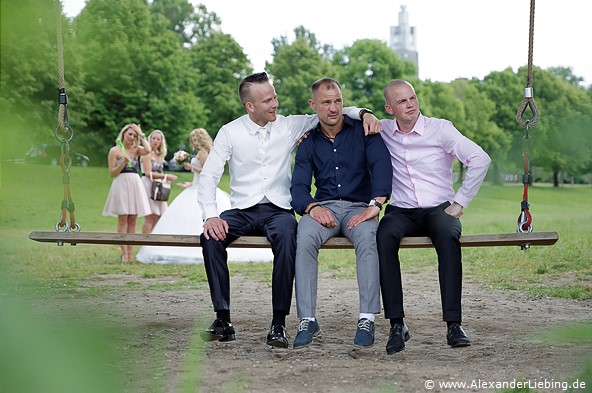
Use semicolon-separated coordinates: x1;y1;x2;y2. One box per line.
395;113;425;136
245;116;270;136
312;114;355;137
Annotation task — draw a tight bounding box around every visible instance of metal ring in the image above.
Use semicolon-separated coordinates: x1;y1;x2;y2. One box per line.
54;125;74;143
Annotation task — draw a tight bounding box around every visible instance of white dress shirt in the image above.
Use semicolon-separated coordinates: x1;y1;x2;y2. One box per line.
380;114;491;209
199;107;363;219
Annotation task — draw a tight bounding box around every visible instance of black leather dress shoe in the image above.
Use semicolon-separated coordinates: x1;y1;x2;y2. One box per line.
447;323;471;347
386;323;411;354
266;324;289;348
200;318;236;342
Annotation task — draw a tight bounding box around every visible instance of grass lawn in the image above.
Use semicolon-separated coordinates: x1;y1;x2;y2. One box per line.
1;162;591;393
0;162;591;299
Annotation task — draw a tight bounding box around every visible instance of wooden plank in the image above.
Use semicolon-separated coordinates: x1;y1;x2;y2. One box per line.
29;231;559;248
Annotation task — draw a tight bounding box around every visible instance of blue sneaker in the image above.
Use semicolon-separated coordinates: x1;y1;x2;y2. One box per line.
293;318;321;349
353;318;375;347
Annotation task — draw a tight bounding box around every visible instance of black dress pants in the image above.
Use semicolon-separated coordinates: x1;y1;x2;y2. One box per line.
200;203;297;314
377;202;463;322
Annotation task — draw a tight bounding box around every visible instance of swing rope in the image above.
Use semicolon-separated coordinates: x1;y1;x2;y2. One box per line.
515;0;539;241
54;0;79;234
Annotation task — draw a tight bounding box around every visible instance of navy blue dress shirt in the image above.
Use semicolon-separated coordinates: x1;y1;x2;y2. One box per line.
290;115;392;215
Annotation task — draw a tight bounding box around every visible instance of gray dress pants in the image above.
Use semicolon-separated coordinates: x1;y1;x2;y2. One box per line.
295;200;381;318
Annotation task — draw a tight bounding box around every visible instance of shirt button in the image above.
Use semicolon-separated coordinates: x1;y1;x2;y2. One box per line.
335;166;339;170
333;149;337;152
338;184;341;187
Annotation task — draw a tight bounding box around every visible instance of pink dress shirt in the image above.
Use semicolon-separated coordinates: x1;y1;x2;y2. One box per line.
380;114;491;209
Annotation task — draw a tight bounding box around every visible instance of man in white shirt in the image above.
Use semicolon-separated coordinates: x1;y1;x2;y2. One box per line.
197;72;379;348
377;79;491;354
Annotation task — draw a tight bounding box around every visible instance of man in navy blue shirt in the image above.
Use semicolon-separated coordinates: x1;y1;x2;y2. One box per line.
290;78;392;349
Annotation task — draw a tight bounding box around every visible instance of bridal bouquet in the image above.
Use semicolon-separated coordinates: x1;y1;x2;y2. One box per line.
173;150;190;165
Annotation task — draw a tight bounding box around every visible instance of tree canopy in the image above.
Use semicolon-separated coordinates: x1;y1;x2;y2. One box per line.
2;0;591;185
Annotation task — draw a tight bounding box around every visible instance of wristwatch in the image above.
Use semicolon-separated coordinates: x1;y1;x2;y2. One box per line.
369;199;383;210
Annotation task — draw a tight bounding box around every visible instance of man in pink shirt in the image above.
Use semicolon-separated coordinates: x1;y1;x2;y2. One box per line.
377;79;491;354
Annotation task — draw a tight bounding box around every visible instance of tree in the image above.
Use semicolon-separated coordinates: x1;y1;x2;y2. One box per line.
1;0;72;157
527;67;592;186
267;26;337;115
547;66;585;87
73;0;207;160
477;68;529;176
452;79;510;183
190;31;252;134
150;0;197;45
333;39;416;118
154;1;251;137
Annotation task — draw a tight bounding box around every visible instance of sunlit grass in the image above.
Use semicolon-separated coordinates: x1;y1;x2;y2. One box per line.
1;163;591;299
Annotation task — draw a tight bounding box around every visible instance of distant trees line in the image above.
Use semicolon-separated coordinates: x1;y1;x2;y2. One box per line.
2;0;591;185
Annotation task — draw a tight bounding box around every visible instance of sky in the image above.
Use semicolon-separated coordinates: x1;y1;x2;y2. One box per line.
62;0;592;86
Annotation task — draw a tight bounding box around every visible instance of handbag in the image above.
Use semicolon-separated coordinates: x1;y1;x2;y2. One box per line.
150;173;171;201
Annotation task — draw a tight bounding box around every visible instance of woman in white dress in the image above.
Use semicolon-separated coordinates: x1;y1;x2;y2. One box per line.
140;129;178;234
136;128;273;264
103;123;152;262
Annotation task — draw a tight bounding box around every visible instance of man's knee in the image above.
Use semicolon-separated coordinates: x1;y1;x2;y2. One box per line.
431;220;461;243
274;214;298;240
352;223;378;246
377;219;404;245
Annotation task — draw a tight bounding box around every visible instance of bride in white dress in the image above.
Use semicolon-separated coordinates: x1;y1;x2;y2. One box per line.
136;128;273;264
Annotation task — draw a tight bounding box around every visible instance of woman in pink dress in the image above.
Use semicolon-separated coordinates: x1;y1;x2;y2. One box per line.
102;123;152;262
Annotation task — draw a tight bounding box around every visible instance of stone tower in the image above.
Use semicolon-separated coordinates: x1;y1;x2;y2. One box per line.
389;5;419;75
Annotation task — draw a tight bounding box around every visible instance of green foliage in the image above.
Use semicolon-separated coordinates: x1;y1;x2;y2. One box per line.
73;0;208;157
335;38;417;117
190;31;251;134
525;67;592;184
268;27;338;115
0;0;68;157
2;0;591;184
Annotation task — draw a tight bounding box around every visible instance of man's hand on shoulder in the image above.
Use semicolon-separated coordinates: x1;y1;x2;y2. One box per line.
361;111;382;135
297;131;311;145
203;217;229;241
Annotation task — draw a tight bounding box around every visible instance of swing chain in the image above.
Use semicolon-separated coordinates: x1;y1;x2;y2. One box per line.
54;0;79;238
517;121;533;238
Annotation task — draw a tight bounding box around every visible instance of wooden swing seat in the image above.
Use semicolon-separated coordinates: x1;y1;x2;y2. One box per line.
29;231;558;249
